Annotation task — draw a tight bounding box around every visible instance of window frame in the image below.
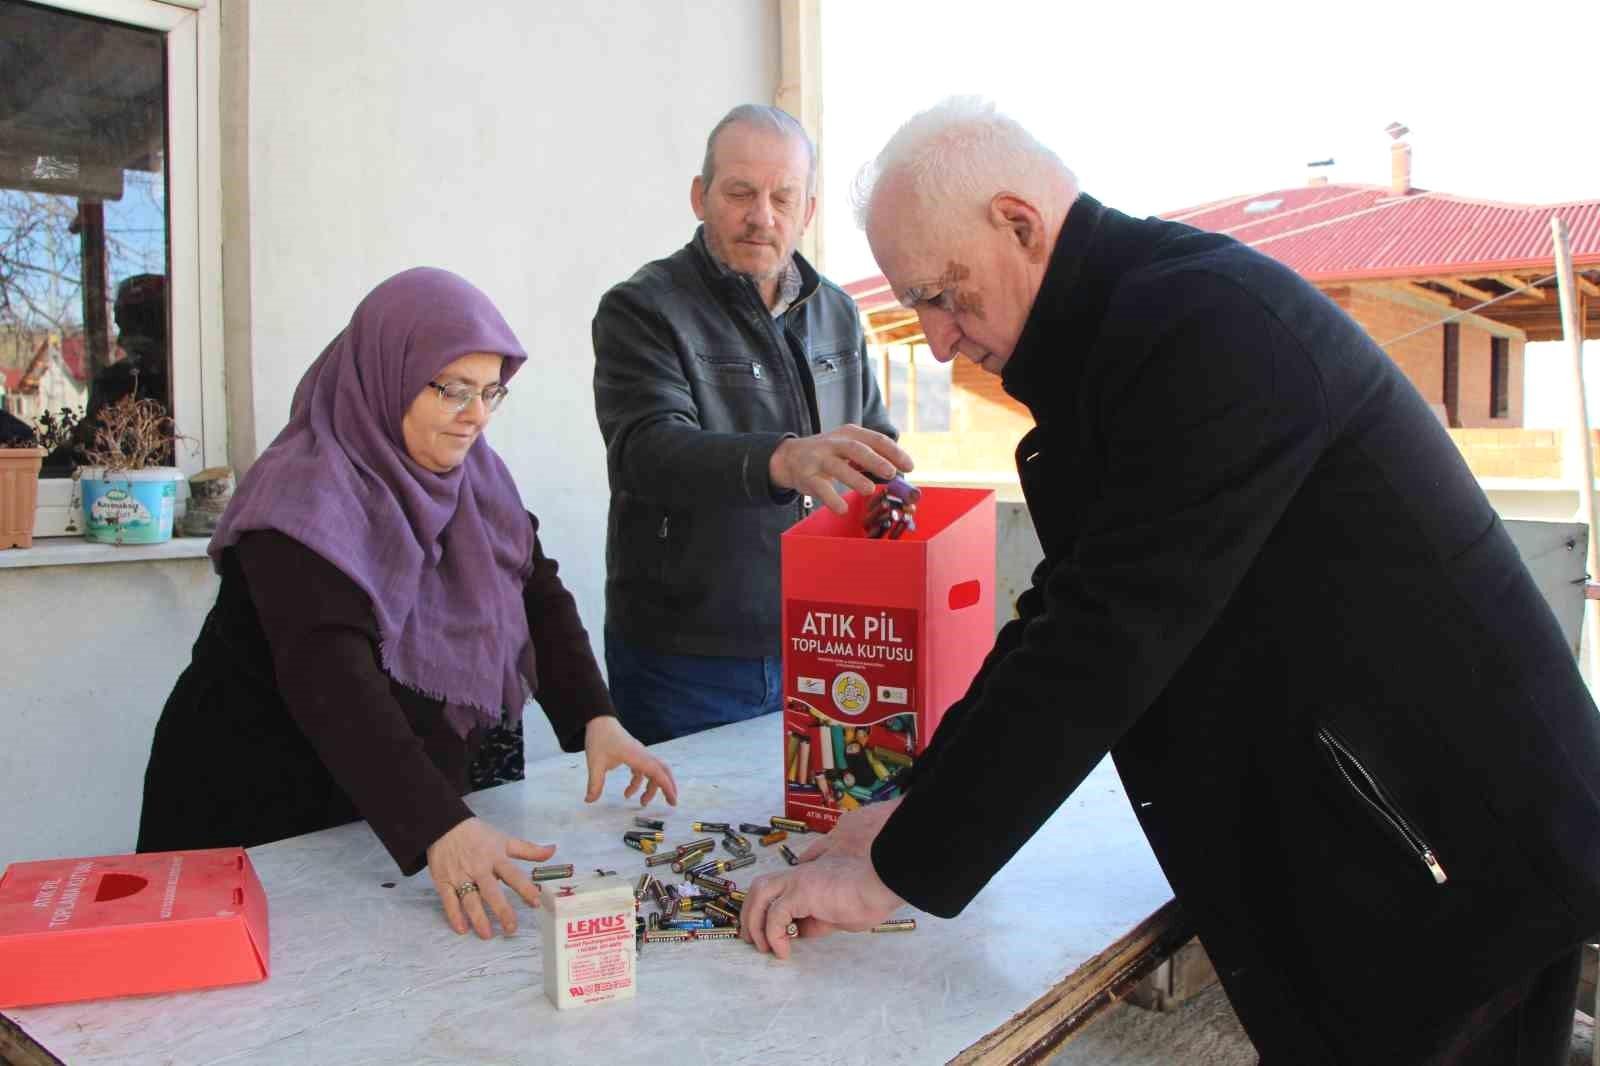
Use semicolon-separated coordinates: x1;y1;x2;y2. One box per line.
23;0;224;536
1489;336;1510;420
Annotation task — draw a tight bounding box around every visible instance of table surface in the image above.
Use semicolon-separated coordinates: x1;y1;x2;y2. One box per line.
7;715;1172;1066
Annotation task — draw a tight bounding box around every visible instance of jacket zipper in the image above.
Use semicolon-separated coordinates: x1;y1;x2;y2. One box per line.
657;516;669;540
1316;727;1447;885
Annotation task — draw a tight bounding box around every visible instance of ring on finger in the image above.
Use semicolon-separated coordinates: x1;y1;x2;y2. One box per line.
454;880;480;899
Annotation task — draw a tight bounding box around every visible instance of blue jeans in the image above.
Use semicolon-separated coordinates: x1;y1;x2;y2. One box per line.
604;630;781;746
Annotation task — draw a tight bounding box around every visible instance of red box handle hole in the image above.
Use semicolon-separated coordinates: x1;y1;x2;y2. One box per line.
947;579;981;611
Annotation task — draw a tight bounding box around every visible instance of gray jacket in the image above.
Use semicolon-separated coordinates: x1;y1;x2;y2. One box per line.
593;229;895;658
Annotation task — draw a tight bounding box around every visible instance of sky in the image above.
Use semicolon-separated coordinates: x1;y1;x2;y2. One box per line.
819;0;1600;427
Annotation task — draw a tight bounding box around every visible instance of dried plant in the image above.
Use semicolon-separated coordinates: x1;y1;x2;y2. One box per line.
79;393;188;473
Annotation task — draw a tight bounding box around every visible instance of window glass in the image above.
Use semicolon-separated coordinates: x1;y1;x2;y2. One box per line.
0;0;169;475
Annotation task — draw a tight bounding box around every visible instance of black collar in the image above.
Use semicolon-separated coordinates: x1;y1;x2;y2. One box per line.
1000;194;1173;419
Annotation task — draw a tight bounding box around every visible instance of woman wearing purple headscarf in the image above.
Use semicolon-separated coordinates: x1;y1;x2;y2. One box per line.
137;268;676;939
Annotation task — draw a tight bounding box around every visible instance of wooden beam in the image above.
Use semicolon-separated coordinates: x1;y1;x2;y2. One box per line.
950;900;1196;1065
776;0;823;268
1578;274;1600;299
0;1013;64;1066
1397;282;1455;307
1427;276;1497;303
1493;274;1548;301
865;314;920;337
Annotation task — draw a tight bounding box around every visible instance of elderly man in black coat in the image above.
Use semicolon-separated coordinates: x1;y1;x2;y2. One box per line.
741;98;1600;1066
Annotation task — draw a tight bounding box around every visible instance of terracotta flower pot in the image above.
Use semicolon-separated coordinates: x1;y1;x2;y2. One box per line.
0;447;44;549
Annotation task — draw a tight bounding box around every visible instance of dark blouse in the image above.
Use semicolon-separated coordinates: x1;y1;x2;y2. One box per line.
136;514;611;875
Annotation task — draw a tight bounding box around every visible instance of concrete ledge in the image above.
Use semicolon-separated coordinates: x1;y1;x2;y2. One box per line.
0;536;212;571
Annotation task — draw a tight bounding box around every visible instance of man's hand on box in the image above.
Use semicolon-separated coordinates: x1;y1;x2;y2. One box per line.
798;795;902;862
740;853;905;959
769;425;914;515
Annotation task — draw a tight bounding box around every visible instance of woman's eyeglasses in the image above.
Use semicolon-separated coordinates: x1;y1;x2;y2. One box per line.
428;381;509;413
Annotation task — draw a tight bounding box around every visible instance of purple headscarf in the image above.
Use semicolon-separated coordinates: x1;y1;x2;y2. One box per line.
211;267;536;737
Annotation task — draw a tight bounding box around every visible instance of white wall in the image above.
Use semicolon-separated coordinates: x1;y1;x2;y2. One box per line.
2;557;218;865
236;0;781;651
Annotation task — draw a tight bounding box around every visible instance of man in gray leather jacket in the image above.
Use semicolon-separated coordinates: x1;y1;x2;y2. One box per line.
592;105;905;745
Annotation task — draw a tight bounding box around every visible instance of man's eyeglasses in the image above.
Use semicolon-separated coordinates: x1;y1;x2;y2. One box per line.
427;380;509;414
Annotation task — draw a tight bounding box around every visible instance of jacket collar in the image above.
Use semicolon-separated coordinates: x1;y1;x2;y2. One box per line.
690;225;821;312
1000;194;1173;420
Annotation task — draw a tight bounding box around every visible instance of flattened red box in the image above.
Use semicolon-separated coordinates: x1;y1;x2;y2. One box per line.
781;486;995;830
0;847;270;1008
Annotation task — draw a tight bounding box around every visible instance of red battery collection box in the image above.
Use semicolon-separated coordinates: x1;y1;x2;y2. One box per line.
0;847;269;1008
780;486;995;831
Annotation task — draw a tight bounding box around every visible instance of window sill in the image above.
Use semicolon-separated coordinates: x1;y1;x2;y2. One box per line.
0;535;213;571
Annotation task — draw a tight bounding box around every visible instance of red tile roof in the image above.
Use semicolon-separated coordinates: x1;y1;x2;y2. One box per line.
1163;184;1600;282
58;334;90;382
844;183;1600;302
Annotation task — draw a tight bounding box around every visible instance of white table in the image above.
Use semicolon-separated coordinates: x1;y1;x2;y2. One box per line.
4;716;1175;1065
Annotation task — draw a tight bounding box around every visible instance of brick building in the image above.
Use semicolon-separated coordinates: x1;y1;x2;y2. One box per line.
847;139;1600;475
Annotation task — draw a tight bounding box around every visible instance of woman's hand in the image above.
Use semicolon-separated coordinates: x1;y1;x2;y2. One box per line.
426;817;555;939
582;716;679;807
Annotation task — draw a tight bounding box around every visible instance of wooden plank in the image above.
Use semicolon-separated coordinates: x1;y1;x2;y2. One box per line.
776;0;822;266
1578;274;1600;299
1398;282;1455;307
950;899;1196;1065
1493;274;1548;301
1427;276;1497;304
0;1013;65;1066
865;313;920;337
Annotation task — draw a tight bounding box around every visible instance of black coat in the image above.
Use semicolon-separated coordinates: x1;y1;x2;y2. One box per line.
870;196;1600;1064
592;229;895;658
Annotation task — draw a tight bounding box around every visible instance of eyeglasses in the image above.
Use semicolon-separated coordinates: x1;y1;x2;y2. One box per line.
427;380;509;414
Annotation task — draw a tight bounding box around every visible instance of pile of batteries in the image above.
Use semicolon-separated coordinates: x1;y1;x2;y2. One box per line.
626;815;805;946
622;815;916;946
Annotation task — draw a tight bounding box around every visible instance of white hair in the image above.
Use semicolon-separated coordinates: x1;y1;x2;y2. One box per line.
852;97;1078;231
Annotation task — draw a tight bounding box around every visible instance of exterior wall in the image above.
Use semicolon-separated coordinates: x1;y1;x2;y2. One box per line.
1331;285;1524;428
0;557;218;865
233;0;780;653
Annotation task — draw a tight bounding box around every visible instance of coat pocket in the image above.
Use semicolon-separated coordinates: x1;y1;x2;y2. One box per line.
1316;726;1448;886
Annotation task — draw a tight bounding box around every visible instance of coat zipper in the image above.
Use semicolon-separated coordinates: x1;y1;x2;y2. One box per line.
1316;727;1447;885
657;515;669;540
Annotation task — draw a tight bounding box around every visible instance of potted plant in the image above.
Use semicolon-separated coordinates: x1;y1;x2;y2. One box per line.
0;407;80;549
76;393;188;545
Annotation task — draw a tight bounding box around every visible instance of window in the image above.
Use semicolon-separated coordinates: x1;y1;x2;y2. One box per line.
1490;336;1510;419
1442;323;1460;428
0;0;222;535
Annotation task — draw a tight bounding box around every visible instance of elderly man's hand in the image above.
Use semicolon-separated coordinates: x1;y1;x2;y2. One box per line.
740;853;906;959
769;425;914;515
797;795;902;862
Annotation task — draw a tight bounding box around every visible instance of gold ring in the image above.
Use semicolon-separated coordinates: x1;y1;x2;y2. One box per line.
454;880;479;899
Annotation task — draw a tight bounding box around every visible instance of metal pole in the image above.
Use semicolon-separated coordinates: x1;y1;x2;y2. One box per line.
1552;216;1600;691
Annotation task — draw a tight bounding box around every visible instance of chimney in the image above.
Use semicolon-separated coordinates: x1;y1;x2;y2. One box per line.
1307;158;1334;187
1386;121;1411;196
